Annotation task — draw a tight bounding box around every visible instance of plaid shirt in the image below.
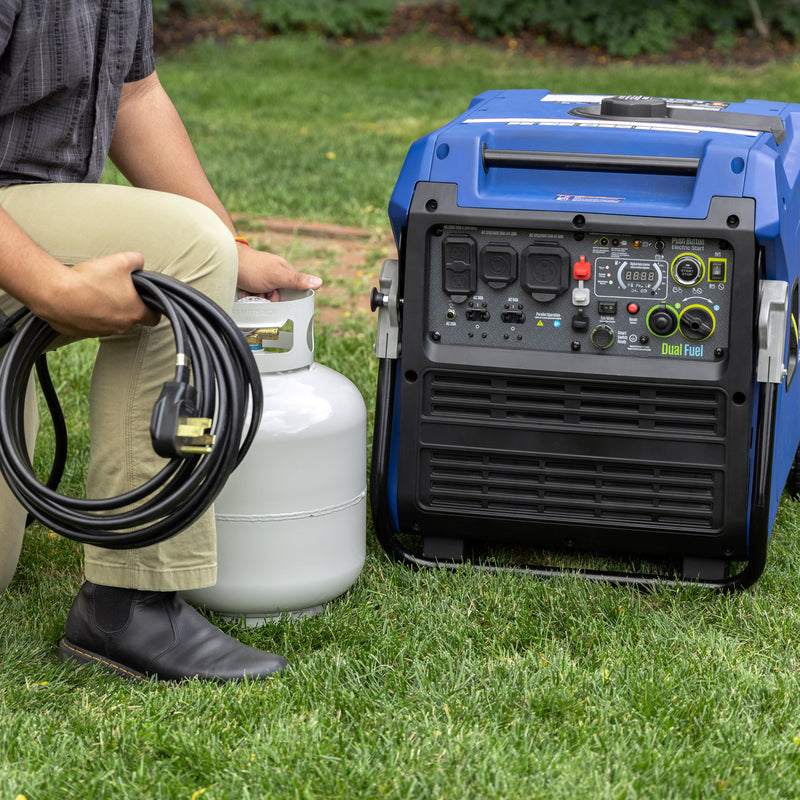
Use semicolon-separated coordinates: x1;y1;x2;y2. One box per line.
0;0;156;185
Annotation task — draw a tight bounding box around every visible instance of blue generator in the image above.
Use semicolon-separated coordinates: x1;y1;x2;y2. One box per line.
369;91;800;589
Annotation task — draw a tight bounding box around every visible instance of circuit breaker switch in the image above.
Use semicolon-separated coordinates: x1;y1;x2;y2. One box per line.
573;255;592;281
571;308;589;332
572;286;590;306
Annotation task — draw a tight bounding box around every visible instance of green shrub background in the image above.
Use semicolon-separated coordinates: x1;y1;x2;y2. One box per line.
454;0;800;55
152;0;800;56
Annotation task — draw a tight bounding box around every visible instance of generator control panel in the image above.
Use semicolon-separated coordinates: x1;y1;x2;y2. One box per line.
428;224;733;361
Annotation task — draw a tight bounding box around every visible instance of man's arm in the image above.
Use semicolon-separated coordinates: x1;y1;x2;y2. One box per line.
109;72;321;298
0;209;157;337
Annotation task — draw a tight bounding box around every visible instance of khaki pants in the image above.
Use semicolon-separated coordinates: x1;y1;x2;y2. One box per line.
0;182;238;593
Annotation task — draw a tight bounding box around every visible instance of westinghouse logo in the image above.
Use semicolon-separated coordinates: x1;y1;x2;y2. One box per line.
662;342;704;358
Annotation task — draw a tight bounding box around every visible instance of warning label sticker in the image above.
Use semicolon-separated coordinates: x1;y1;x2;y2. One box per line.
556;194;624;204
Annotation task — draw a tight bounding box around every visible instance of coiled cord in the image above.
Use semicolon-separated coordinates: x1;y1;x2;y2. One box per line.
0;271;262;549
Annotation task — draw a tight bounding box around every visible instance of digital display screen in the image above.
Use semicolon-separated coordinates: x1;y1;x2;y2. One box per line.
623;270;657;283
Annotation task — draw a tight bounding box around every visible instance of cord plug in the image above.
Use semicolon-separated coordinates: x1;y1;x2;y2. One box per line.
150;381;216;458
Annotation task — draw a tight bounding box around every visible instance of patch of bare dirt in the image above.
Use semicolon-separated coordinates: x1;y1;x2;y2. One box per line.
233;216;396;327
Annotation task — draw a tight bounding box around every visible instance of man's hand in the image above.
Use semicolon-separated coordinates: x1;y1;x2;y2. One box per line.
236;244;322;302
30;251;160;338
111;74;322;305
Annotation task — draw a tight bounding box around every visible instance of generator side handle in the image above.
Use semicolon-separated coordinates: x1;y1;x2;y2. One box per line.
370;355;775;592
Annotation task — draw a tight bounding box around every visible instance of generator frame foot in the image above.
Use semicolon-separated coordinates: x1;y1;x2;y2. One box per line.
423;536;466;561
681;558;728;582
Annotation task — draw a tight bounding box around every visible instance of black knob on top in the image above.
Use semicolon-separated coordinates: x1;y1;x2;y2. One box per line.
600;96;668;118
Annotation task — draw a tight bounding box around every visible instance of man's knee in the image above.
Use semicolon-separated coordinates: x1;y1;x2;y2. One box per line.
143;192;238;307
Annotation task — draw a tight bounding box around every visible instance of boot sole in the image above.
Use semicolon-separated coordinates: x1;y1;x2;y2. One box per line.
59;637;151;683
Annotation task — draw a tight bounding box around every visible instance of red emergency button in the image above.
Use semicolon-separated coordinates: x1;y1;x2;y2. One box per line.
627;302;639;315
573;255;591;281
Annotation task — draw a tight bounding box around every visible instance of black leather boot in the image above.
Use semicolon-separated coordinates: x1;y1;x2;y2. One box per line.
59;581;289;682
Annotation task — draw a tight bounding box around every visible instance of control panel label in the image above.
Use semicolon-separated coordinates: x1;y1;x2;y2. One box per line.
662;342;705;358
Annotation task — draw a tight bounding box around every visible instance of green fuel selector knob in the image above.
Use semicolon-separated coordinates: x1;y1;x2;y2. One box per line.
647;304;679;337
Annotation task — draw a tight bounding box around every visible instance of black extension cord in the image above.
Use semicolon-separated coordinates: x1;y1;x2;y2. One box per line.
0;271;263;549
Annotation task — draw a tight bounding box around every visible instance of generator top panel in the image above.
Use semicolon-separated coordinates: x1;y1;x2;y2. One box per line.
388;91;797;247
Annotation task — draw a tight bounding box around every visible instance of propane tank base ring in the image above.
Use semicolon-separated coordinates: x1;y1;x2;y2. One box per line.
210;603;327;627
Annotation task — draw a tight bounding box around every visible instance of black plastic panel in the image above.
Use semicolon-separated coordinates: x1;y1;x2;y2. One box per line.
391;182;758;561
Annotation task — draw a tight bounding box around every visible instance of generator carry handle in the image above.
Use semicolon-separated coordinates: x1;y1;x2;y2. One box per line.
481;143;700;176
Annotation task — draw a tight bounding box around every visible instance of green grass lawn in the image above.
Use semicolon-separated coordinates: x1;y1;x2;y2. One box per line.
6;31;800;799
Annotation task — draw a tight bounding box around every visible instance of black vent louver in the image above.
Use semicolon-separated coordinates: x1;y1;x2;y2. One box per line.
426;372;724;436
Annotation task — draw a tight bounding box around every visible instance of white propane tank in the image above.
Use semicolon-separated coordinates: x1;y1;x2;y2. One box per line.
183;289;367;624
